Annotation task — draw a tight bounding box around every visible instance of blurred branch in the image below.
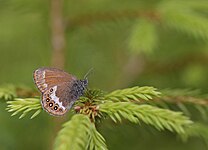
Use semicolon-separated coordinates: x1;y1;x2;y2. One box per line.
157;95;208;106
158;0;208;40
144;52;208;75
51;0;66;69
66;1;208;42
67;10;160;28
0;84;38;101
144;89;208;121
0;85;16;101
181;123;208;145
50;0;67;149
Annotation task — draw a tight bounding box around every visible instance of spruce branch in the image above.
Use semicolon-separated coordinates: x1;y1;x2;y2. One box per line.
54;114;91;150
54;114;107;150
181;123;208;145
99;102;192;134
158;88;208;106
166;12;208;40
88;123;107;150
157;0;208;12
0;84;39;101
67;10;160;28
161;88;201;97
6;98;42;119
151;89;208;120
5;86;201;148
158;1;208;40
162;95;208;107
104;86;161;102
0;85;16;101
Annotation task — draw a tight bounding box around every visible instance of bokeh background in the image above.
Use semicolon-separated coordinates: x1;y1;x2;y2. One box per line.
0;0;208;150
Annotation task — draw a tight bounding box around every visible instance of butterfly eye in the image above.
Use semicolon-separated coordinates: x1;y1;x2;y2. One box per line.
83;79;88;86
49;102;53;107
54;106;58;110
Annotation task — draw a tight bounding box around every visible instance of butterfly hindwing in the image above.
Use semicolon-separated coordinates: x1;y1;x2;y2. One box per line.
41;84;76;116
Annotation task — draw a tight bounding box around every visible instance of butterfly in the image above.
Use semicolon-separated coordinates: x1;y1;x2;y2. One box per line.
33;67;91;116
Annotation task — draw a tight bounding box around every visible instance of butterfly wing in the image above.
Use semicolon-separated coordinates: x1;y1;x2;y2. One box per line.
33;67;77;116
33;67;76;92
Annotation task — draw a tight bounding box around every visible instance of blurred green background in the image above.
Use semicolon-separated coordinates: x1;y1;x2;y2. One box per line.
0;0;208;150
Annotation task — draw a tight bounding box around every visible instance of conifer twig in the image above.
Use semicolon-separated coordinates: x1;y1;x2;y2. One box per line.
99;102;192;134
88;123;107;150
5;86;198;148
54;114;107;150
105;86;161;102
159;89;208;106
6;98;41;119
0;85;16;100
158;0;208;40
181;123;208;145
148;89;208;120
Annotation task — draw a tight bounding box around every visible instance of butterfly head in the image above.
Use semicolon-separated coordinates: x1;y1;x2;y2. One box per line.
80;79;88;88
80;68;92;89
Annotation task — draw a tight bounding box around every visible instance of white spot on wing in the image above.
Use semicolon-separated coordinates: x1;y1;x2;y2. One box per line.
43;71;45;78
43;84;47;88
42;71;47;88
50;86;65;110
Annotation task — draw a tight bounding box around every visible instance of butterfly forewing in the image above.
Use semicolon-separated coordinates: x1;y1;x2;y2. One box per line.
33;67;77;116
33;68;76;92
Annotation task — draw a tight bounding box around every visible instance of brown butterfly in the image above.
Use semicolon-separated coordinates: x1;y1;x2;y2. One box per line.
33;67;90;116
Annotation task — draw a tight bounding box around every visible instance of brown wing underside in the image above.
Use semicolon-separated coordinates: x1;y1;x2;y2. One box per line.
33;67;77;93
33;67;77;116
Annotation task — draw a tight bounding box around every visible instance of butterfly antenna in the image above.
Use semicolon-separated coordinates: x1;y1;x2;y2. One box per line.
84;68;94;79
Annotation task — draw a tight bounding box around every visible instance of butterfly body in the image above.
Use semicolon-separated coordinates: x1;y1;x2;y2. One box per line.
33;67;88;116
